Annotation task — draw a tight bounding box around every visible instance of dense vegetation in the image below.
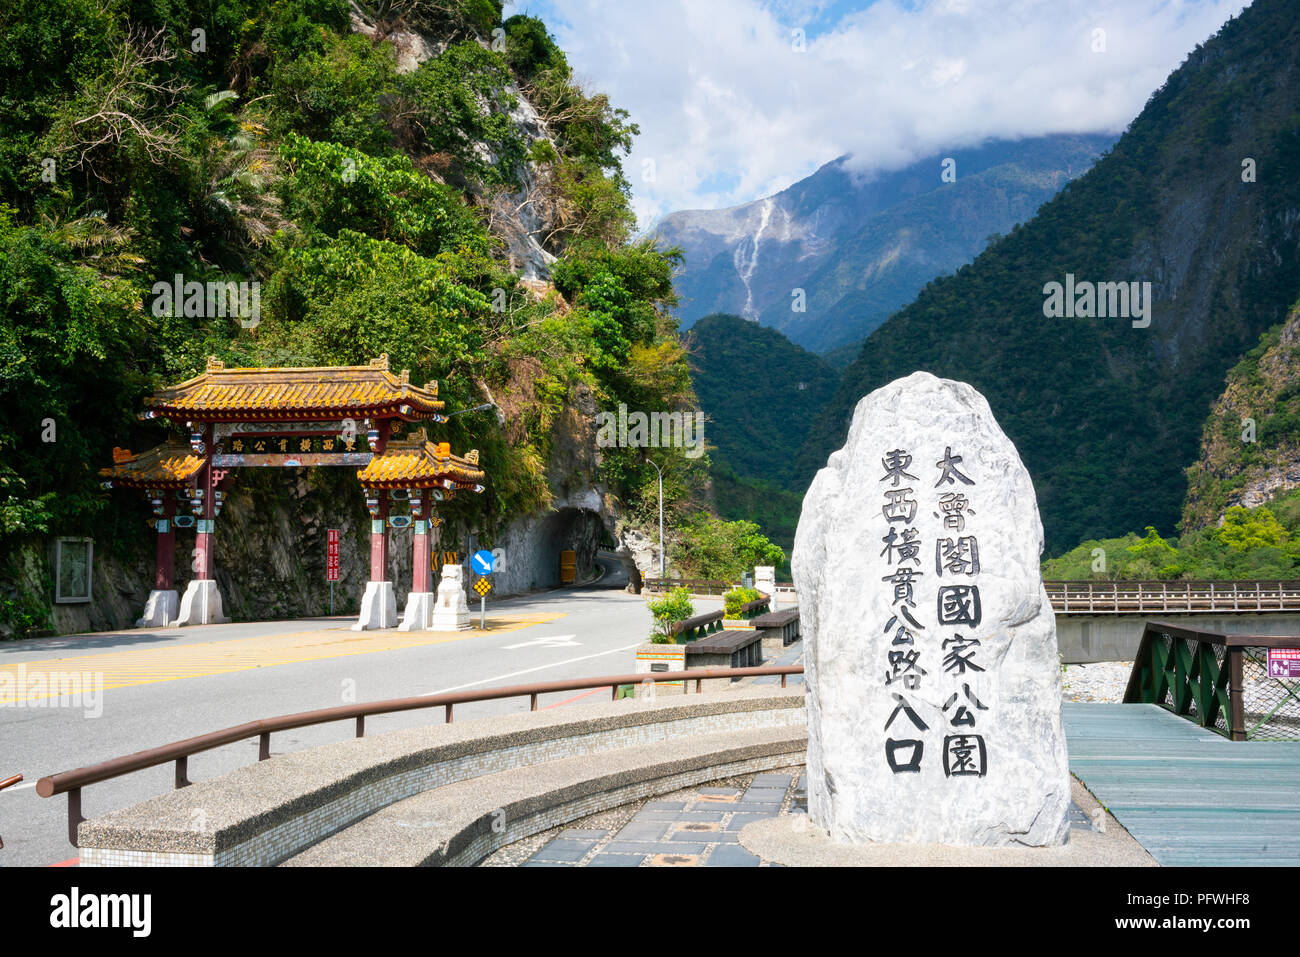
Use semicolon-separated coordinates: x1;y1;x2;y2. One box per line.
0;0;712;627
669;515;784;581
1042;490;1300;581
797;0;1300;557
686;313;837;571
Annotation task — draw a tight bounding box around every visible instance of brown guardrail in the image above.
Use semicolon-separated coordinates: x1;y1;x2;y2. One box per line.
1047;580;1300;615
1122;620;1300;741
0;774;21;850
37;664;806;847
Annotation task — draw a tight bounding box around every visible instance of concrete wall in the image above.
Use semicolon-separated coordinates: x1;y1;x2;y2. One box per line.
486;493;607;596
1057;613;1300;663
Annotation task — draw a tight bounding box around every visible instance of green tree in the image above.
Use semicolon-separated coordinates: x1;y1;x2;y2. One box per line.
278;133;486;256
673;515;785;581
1217;505;1288;552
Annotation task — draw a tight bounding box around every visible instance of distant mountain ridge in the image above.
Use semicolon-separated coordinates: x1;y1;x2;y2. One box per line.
798;0;1300;555
654;133;1116;352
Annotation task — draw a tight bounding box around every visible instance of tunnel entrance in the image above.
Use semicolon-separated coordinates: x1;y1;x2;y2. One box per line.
536;507;604;587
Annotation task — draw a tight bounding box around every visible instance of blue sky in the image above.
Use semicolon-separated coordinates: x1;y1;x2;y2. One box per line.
503;0;1251;227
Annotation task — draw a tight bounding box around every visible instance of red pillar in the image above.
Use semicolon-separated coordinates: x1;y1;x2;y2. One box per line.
155;497;176;590
194;435;217;580
412;496;432;593
370;496;390;582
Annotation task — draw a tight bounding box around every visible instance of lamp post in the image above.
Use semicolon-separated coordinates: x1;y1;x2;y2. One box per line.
647;458;665;577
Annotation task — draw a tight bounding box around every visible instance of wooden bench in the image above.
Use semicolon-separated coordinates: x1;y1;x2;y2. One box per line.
750;608;800;648
685;629;765;669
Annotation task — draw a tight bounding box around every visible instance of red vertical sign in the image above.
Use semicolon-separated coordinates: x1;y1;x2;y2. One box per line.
326;529;340;582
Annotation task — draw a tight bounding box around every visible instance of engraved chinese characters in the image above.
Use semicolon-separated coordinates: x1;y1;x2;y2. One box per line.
878;446;989;778
794;371;1070;847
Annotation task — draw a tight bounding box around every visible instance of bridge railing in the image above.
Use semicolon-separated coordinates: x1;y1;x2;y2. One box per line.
36;664;805;847
1046;579;1300;614
644;578;798;599
1122;621;1300;741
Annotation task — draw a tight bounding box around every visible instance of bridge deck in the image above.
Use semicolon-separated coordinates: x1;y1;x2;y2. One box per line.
1065;703;1300;866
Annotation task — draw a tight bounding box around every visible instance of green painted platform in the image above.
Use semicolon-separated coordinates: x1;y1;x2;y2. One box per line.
1064;703;1300;866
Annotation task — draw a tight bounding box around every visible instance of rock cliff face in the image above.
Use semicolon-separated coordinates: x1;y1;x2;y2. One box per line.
655;134;1114;352
1183;299;1300;529
351;0;557;281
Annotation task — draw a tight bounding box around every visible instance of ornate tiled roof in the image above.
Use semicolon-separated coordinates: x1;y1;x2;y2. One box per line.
99;443;205;489
357;429;486;490
142;356;445;422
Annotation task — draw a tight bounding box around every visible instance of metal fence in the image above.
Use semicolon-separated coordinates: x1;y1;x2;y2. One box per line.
1123;621;1300;740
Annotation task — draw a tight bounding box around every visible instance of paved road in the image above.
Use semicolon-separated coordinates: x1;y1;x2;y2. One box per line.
0;553;714;867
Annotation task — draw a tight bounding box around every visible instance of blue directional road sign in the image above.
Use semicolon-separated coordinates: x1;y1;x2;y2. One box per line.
471;549;495;575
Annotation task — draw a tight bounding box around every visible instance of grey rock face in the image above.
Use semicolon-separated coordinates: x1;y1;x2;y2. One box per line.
793;371;1070;846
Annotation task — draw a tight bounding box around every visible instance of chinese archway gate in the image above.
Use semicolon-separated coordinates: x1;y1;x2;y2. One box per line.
100;356;486;631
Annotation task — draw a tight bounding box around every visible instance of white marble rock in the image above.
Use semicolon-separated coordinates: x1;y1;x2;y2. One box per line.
793;371;1070;846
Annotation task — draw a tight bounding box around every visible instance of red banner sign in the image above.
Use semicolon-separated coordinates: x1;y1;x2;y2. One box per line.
327;529;340;582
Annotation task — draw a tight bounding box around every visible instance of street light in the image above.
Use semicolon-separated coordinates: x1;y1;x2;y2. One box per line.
647;458;665;578
445;402;497;418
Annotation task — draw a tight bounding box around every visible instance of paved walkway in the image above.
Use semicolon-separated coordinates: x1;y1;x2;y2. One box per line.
503;769;1100;867
1063;702;1300;865
520;772;807;867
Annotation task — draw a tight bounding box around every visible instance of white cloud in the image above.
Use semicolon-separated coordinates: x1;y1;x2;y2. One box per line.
504;0;1250;226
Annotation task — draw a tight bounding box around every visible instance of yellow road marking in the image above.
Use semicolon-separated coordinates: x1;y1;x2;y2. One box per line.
0;613;564;704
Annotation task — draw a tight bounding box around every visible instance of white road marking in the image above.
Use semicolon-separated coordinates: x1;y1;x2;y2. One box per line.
501;634;580;650
2;780;36;793
421;641;643;697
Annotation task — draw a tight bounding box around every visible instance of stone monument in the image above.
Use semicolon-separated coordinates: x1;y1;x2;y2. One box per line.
792;371;1070;846
430;563;472;632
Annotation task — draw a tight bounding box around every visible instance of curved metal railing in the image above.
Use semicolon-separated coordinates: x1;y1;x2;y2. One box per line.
37;664;806;846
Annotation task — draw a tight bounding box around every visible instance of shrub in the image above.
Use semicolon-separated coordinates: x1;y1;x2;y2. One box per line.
723;586;762;619
647;586;693;643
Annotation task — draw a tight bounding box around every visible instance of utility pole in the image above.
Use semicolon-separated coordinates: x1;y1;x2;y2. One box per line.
647;458;665;577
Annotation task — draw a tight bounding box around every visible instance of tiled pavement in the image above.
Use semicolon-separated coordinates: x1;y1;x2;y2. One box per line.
503;638;1097;866
521;770;808;867
514;766;1100;867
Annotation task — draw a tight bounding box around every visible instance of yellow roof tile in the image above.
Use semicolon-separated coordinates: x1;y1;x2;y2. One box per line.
357;429;486;490
100;442;205;489
145;356;444;422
